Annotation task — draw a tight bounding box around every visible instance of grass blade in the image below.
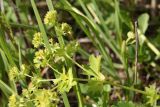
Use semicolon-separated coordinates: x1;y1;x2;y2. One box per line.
0;79;15;97
0;27;15;66
114;0;122;46
0;49;9;71
46;0;54;10
30;0;51;51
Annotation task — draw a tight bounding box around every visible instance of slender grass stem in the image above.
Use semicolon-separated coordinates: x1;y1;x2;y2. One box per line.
46;0;54;10
55;26;65;48
24;74;33;78
10;23;38;30
134;21;139;85
65;54;88;73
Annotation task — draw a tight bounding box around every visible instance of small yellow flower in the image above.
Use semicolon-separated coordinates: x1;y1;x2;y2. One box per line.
44;10;57;26
54;68;76;93
145;84;159;106
21;64;25;71
9;66;19;81
32;32;43;48
33;49;48;68
34;89;59;107
35;50;45;60
8;94;17;107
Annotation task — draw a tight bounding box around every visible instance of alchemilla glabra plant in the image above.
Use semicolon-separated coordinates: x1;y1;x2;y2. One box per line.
0;0;160;107
8;7;160;107
8;8;80;107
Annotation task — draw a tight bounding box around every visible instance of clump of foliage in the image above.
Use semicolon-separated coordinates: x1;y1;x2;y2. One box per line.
0;0;160;107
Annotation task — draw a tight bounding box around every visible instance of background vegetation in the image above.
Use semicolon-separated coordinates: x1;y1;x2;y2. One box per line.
0;0;160;107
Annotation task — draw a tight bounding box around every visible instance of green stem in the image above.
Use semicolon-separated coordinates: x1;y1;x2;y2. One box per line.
102;91;108;107
56;31;83;106
10;23;38;30
65;54;88;73
63;44;84;107
24;74;33;78
47;64;61;75
74;78;146;95
33;75;148;96
74;84;83;107
66;54;99;77
55;26;65;48
62;93;71;107
105;81;146;95
45;1;71;106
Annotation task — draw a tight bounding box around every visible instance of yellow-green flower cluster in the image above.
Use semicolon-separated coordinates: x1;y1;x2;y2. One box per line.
9;66;19;81
33;42;59;68
21;88;59;107
32;32;43;48
44;10;57;26
54;68;76;93
33;49;47;68
19;64;29;80
22;89;32;99
31;76;43;87
34;89;59;107
9;65;29;81
18;98;26;107
8;94;18;107
61;23;72;36
145;84;160;106
126;29;145;45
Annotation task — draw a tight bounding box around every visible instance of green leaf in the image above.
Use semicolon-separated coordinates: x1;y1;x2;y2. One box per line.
79;83;88;94
89;55;101;74
138;13;149;34
0;49;9;72
145;84;159;106
112;101;135;107
82;55;105;81
54;67;76;93
87;80;103;96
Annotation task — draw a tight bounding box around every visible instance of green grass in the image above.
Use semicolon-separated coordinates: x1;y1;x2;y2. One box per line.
0;0;160;107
